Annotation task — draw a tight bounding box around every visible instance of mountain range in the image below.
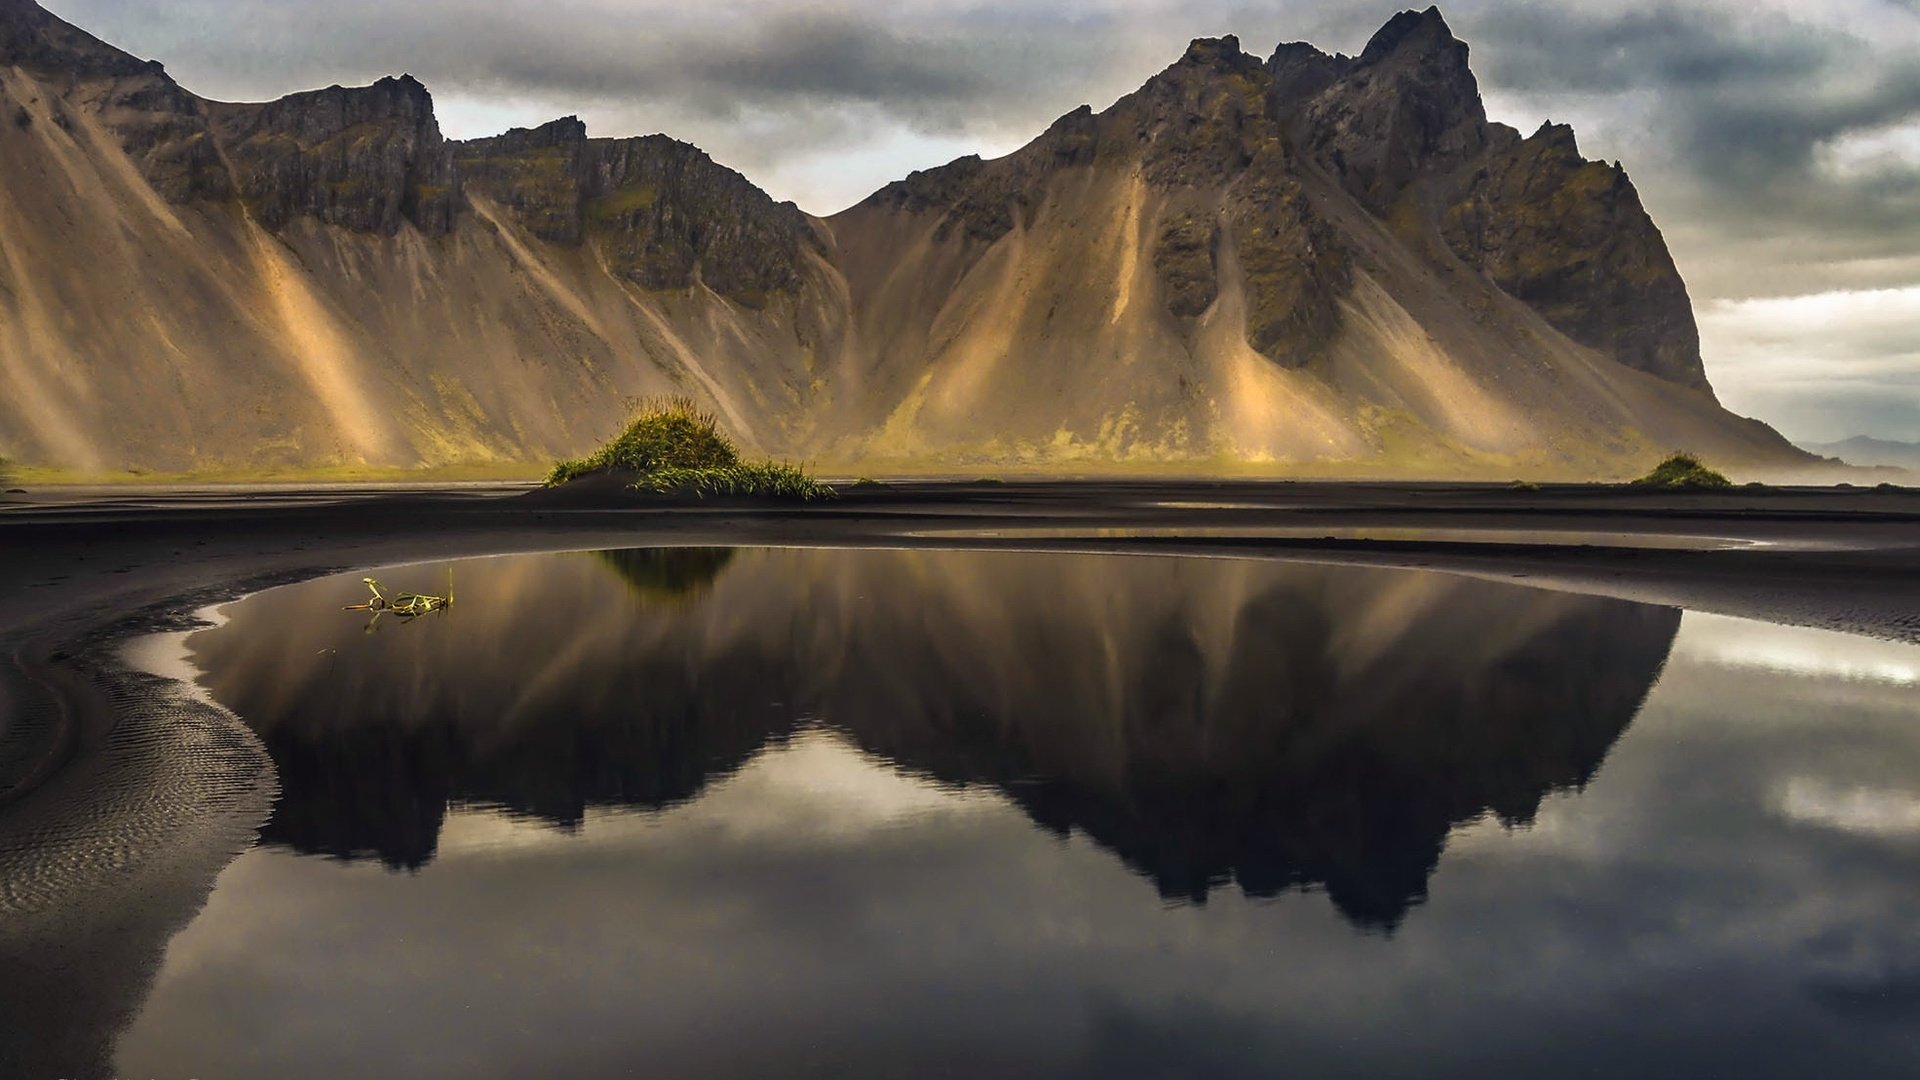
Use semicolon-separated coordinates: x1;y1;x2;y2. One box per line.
1799;436;1920;473
0;0;1808;477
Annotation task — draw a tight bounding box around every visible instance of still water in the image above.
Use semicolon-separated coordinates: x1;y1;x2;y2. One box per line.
116;548;1920;1077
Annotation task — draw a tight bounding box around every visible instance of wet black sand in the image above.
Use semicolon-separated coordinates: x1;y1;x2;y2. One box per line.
1;479;1918;1074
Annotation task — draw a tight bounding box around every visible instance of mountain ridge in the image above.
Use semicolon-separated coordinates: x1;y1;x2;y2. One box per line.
1798;436;1920;473
0;0;1810;476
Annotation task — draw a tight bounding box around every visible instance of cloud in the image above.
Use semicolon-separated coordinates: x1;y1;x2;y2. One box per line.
1452;1;1920;299
1697;287;1920;440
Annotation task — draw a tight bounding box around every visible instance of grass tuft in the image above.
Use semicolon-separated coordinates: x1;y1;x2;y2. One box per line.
547;398;834;500
632;462;836;500
1631;452;1732;491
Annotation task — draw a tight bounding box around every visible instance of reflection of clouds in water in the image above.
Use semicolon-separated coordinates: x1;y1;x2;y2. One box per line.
439;722;998;857
438;729;1004;859
1672;612;1920;686
344;728;1012;869
1778;778;1920;837
669;729;1003;839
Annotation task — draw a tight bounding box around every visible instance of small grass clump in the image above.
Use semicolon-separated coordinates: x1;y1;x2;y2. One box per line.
547;398;834;501
1631;452;1733;491
547;397;737;484
634;462;833;499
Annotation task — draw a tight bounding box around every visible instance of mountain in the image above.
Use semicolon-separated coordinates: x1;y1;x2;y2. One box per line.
0;0;1808;477
1799;436;1920;473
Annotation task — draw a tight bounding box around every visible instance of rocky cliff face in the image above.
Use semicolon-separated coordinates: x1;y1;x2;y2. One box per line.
207;76;458;236
0;0;229;202
1441;122;1709;392
456;121;818;305
1296;8;1489;213
0;0;1802;476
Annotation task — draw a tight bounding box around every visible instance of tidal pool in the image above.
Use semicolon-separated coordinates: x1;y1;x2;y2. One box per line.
113;548;1920;1077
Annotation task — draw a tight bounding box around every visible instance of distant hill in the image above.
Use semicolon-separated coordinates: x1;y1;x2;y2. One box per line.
0;0;1810;477
1799;437;1920;472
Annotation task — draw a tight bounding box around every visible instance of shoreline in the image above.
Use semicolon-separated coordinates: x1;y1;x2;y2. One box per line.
4;479;1916;812
1;478;1917;1073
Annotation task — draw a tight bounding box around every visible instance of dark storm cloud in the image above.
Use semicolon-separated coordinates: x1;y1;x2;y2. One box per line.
49;1;1123;136
1453;3;1920;286
1475;6;1837;92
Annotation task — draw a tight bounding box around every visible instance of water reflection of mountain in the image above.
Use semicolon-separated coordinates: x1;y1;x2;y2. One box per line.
191;548;1679;926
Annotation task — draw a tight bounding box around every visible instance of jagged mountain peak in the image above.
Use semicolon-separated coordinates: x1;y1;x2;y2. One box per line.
530;115;590;142
454;122;817;304
1;0;159;76
228;72;442;124
201;72;456;235
1177;34;1259;72
1359;6;1459;63
1299;8;1486;213
1267;41;1352;109
1530;119;1581;156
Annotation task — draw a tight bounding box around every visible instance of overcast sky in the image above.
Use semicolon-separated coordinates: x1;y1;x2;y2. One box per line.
44;0;1920;442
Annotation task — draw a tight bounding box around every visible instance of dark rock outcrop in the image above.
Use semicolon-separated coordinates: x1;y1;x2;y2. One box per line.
1;0;230;202
864;103;1101;246
1265;42;1352;114
1;0;151;76
456;121;818;306
1442;123;1712;392
452;116;591;242
1153;212;1219;320
206;75;457;236
1296;6;1488;214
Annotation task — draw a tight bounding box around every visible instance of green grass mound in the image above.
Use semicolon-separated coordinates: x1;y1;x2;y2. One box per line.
546;398;834;500
633;462;832;499
1631;452;1733;490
